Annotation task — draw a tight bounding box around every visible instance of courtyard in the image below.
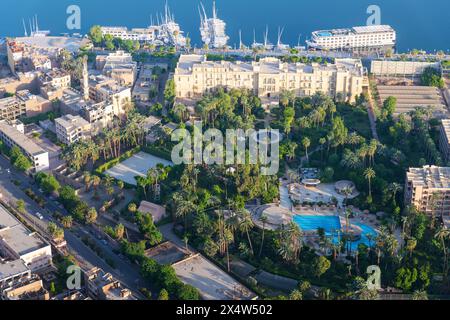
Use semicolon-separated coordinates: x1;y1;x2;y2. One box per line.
105;151;173;186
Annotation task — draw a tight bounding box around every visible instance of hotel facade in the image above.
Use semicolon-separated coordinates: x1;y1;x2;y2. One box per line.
174;55;367;103
404;166;450;218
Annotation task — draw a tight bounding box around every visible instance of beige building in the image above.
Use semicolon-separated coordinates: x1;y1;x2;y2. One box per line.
55;114;91;145
84;267;135;300
88;75;132;117
39;69;71;90
440;120;450;164
0;96;26;121
59;88;114;135
1;275;49;300
96;51;137;87
16;90;53;117
174;55;366;104
405;166;450;217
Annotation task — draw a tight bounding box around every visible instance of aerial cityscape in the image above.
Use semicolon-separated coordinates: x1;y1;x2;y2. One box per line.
0;0;449;306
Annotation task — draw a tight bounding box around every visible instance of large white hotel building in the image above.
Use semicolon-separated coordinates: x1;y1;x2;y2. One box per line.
307;25;396;53
174;55;367;103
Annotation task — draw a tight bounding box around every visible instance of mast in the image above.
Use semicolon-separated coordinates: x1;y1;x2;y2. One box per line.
239;29;243;49
35;14;39;32
213;1;217;20
264;25;269;47
22;19;28;37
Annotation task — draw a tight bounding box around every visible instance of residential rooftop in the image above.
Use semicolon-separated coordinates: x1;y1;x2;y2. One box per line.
0;120;46;156
0;205;48;257
0;259;29;281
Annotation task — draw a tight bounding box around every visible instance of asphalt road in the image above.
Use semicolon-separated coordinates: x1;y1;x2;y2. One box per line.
0;155;147;298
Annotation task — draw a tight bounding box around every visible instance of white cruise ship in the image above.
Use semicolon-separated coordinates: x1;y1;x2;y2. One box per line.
306;25;396;52
199;1;229;49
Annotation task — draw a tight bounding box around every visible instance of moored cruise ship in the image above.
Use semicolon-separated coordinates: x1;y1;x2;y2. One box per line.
307;25;396;53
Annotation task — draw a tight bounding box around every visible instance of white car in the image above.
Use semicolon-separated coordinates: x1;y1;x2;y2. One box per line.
35;212;44;220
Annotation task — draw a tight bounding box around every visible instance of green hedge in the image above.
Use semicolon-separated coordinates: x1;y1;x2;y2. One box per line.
95;146;142;174
142;145;172;162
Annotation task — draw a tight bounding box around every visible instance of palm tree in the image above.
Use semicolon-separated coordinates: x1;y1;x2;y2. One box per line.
388;183;403;207
412;290;429;300
435;226;450;278
92;175;101;191
83;171;91;192
259;214;268;258
174;192;196;232
406;238;417;258
302;137;311;162
238;209;255;256
364;167;376;198
61;216;73;229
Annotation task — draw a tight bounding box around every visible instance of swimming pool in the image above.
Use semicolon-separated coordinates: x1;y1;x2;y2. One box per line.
293;215;377;251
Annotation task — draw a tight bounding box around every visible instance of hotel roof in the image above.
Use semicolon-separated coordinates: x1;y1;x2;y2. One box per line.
12;36;89;53
0;121;46;156
407;166;450;189
176;54;364;77
55;114;90;131
0;205;49;257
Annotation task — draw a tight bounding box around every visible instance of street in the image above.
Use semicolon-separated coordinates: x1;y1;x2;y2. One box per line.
0;155;147;297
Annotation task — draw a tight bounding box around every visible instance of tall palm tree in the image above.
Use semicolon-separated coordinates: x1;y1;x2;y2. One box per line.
238;209;255;256
435;226;450;278
302;137;311;162
174;192;196;232
364;167;376;198
259;214;268;258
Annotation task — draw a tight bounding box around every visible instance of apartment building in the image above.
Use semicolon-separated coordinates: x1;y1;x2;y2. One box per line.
0;120;49;172
174;55;366;103
0;96;26;121
84;267;135;300
55;114;91;145
1;274;49;300
60;88;114;135
0;205;52;273
405;166;450;217
88;75;132;117
16;90;53;117
96;51;137;87
39;69;71;89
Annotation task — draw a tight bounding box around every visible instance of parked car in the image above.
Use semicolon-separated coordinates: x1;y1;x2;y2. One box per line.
35;212;44;220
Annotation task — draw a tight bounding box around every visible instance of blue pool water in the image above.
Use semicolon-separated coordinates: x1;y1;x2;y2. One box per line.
293;215;377;251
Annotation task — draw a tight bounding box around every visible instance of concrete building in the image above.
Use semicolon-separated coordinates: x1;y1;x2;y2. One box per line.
0;259;30;289
0;120;49;172
16;90;53;117
1;274;49;300
440;119;450;163
174;55;366;103
88;75;132;117
0;72;39;98
6;36;90;74
60;88;114;134
405;166;450;217
0;205;52;273
55;114;91;145
307;25;396;53
96;51;137;87
371;60;441;77
84;267;135;300
0;96;26;121
39;69;71;90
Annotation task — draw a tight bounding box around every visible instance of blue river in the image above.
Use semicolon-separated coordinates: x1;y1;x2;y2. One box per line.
0;0;449;52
